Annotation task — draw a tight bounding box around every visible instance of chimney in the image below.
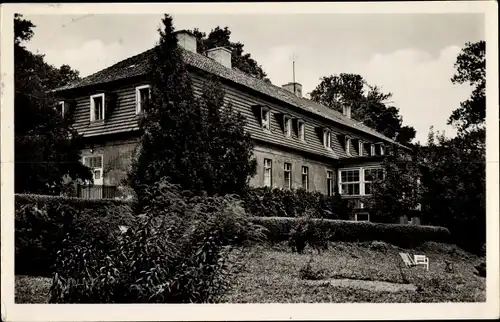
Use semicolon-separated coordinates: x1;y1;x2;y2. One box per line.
205;47;232;69
175;30;197;53
343;105;352;118
282;82;302;98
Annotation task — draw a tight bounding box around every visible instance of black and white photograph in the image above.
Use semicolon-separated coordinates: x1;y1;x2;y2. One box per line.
1;1;498;321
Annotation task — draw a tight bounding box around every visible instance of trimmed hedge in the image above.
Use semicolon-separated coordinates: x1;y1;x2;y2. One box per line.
251;216;451;248
15;194;134;277
242;187;352;219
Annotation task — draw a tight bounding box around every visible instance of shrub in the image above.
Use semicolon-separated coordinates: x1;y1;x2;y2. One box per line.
251;216;451;248
241;187;351;219
299;257;326;280
288;212;332;254
15;194;134;277
50;180;266;303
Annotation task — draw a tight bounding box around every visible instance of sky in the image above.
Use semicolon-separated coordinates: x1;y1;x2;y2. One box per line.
23;13;485;144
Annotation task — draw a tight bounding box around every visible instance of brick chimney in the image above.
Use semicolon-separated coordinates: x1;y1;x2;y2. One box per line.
175;30;197;53
205;47;232;69
282;82;302;98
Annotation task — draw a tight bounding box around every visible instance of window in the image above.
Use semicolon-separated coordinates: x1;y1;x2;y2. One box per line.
339;169;360;196
298;120;305;141
380;144;385;156
343;105;351;118
364;168;385;195
355;213;370;222
57;101;65;116
136;85;150;114
327;171;334;196
261;109;270;131
301;166;309;191
323;129;331;149
264;158;272;187
370;144;376;156
358;140;364;156
284;163;292;189
82;155;103;185
90;93;105;121
284;116;292;137
339;167;384;196
345;137;351;155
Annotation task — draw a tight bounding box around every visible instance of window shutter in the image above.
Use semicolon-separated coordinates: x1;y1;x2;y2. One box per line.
105;92;118;120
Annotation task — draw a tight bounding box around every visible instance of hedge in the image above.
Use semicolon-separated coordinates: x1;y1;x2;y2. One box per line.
15;194;134;277
242;187;352;219
251;216;451;248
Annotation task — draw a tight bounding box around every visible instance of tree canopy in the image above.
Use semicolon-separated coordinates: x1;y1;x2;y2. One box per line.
188;26;271;83
309;73;416;145
14;13;90;194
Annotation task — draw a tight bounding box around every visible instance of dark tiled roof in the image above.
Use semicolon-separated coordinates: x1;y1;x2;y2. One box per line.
54;47;407;148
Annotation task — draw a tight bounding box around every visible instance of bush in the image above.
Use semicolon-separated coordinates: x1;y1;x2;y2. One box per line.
251;216;451;248
50;180;266;303
288;212;331;254
299;257;326;280
241;187;351;219
15;194;134;277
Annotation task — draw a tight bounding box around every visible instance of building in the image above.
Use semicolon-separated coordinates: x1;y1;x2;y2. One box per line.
53;30;411;219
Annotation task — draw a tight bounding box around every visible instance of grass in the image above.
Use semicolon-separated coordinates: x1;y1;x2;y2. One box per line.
15;241;485;303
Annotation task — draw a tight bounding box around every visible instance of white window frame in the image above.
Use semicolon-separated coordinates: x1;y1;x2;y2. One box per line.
90;93;106;122
370;144;376;156
264;158;272;187
338;166;384;196
301;166;309;191
82;154;104;186
284;162;292;189
298;120;306;141
327;170;334;196
135;85;151;114
358;140;364;156
57;101;66;116
284;116;292;137
345;137;351;155
261;108;271;131
380;144;385;156
323;129;331;149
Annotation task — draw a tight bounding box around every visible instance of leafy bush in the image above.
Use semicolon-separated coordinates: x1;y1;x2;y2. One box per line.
288;212;331;254
50;180;266;303
15;194;134;277
299;257;326;280
251;216;451;248
242;187;351;219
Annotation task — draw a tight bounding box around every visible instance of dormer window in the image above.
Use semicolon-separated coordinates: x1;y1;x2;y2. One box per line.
370;143;376;156
135;85;151;114
379;144;385;156
261;108;270;131
358;140;364;156
57;101;65;116
90;93;105;122
345;137;352;155
343;105;351;118
284;115;292;137
323;129;332;149
297;120;305;141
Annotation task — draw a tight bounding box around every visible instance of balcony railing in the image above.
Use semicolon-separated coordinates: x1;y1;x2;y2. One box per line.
76;184;120;200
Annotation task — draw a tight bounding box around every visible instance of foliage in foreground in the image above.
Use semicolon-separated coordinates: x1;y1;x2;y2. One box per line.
49;180;266;303
15;194;134;277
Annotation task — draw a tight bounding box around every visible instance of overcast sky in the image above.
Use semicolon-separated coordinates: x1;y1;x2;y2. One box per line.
23;13;485;143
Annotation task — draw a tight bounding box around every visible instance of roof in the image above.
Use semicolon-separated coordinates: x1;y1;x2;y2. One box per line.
54;46;409;149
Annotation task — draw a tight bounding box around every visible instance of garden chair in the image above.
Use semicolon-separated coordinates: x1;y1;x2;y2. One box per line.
399;252;429;271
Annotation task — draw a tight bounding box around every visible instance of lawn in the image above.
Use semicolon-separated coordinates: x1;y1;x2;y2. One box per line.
15;241;485;303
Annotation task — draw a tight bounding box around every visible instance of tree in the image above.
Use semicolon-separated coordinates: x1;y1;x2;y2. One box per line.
448;41;486;134
310;73;416;145
188;26;271;83
14;14;90;194
128;15;256;206
365;145;425;224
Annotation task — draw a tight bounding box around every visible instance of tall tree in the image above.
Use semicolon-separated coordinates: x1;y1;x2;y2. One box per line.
448;40;486;134
310;73;416;145
188;27;271;83
129;15;256;206
14;14;90;194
